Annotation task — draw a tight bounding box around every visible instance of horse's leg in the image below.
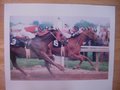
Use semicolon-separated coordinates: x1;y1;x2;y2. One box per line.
40;52;64;71
48;43;55;60
73;60;82;69
10;52;27;76
45;61;55;77
69;53;95;69
80;55;94;66
68;53;83;69
31;48;64;72
47;49;55;61
72;54;84;69
80;55;96;70
78;54;95;69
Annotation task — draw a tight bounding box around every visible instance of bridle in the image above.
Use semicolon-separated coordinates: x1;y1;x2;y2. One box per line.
49;31;58;40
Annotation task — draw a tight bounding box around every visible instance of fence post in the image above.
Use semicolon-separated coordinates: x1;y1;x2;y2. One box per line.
61;45;65;67
95;52;99;71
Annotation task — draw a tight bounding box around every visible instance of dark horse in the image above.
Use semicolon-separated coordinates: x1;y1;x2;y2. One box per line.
48;29;99;69
10;29;65;76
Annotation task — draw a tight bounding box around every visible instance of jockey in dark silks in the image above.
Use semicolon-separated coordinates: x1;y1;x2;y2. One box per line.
10;35;27;48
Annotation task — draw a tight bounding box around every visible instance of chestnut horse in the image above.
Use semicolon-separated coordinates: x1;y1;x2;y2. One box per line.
10;29;65;76
48;29;98;69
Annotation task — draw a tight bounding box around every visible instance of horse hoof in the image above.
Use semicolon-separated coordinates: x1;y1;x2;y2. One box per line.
60;67;65;71
25;74;31;79
51;74;56;78
73;66;80;69
57;64;64;71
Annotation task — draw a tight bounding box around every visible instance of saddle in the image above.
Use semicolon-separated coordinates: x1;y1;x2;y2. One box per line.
52;39;68;48
10;36;30;48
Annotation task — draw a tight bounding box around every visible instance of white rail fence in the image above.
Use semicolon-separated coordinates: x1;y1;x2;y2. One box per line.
81;46;109;52
81;46;109;71
54;46;109;71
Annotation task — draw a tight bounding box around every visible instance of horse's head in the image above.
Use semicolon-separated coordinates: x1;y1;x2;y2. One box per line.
82;28;98;41
49;29;66;42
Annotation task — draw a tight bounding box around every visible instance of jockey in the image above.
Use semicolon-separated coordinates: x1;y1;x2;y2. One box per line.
61;24;71;38
54;17;71;38
19;28;36;39
37;26;49;36
11;24;37;39
70;26;80;37
54;17;64;30
10;24;37;46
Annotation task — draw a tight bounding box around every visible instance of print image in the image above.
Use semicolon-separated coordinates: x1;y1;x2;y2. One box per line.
10;16;110;80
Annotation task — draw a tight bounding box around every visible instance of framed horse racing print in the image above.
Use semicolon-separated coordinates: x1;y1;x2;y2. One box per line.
4;4;115;90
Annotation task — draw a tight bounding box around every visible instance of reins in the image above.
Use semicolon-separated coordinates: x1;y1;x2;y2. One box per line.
49;31;58;40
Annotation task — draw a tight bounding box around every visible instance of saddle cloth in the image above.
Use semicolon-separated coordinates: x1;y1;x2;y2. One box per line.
10;37;26;47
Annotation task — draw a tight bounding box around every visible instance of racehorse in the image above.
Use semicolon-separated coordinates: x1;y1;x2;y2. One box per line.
48;28;99;69
10;29;65;77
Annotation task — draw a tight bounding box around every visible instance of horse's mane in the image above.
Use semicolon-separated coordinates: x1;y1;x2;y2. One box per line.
70;33;81;38
69;30;92;42
72;30;94;39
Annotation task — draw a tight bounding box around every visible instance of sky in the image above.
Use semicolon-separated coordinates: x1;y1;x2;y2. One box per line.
10;16;110;27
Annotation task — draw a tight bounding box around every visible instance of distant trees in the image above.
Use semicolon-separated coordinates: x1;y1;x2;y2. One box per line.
32;21;53;30
32;21;39;26
74;20;97;29
39;22;53;30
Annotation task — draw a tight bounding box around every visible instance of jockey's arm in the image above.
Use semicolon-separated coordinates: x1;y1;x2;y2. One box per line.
21;30;35;39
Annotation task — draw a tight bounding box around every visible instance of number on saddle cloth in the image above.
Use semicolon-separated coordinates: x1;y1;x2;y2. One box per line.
10;37;25;47
53;39;68;48
53;40;62;48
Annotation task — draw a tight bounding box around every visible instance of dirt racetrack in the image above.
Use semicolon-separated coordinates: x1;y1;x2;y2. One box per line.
11;65;108;80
